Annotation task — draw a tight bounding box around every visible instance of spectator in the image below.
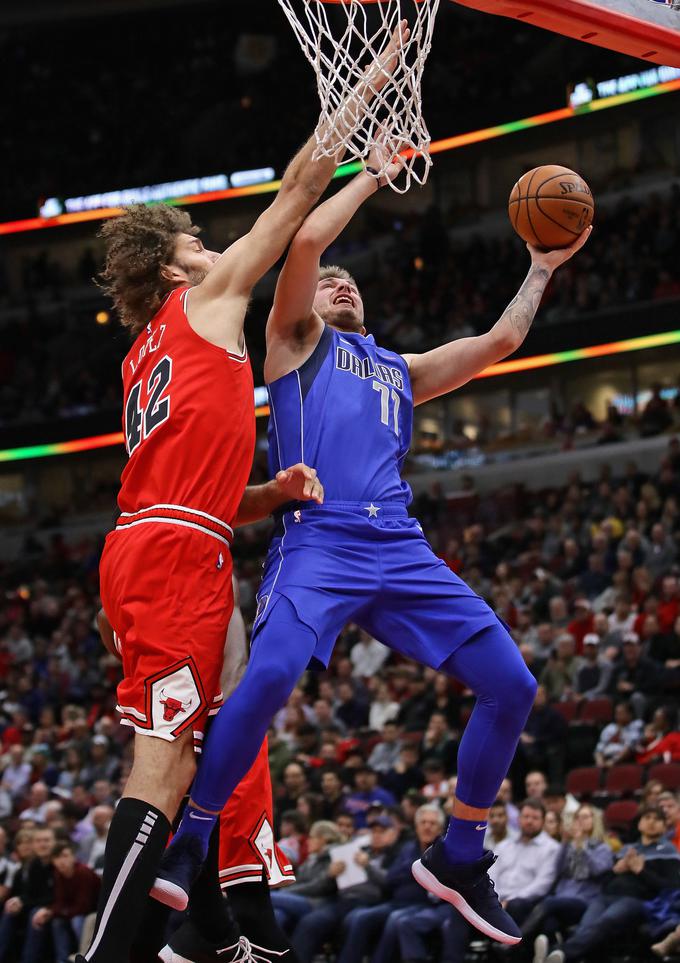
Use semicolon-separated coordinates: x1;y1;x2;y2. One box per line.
420;760;451;803
277;811;308;869
608;632;662;718
18;784;50;824
484;799;517;852
443;799;561;960
658;790;680;851
544;807;680;962
595;701;643;767
419;711;457;771
540;634;580;701
648;613;680;669
42;842;100;963
544;810;563;842
343;767;396;829
277;763;310;817
382;744;425;799
288;815;399;963
421;674;461;730
319;770;348;822
518;688;568;785
335;682;369;732
342;803;445;963
367;682;399;732
0;828;16;906
0;826;55;963
525;803;614;957
644;523;677;579
271;821;343;934
1;747;31;803
525;771;548;802
574;633;613;699
349;631;389;680
77;804;113;872
498;777;520;832
367;722;402;775
567;599;595;655
636;707;680;764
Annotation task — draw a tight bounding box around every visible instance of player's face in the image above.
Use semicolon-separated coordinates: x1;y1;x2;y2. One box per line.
167;233;220;286
313;276;365;333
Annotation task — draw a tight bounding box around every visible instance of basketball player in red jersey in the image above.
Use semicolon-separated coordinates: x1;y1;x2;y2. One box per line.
78;25;410;963
97;586;299;963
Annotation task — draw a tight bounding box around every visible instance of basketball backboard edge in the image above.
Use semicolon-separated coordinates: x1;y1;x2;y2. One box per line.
451;0;680;67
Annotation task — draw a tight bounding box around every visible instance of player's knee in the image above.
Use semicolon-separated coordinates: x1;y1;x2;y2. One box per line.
253;659;299;714
504;662;538;717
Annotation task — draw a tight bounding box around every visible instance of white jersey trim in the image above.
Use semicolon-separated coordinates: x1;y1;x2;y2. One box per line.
119;504;234;536
115;516;231;547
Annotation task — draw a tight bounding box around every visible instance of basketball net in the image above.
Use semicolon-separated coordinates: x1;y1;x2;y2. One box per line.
277;0;440;193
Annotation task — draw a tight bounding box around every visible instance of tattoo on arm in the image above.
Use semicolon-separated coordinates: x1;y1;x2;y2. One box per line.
502;266;551;341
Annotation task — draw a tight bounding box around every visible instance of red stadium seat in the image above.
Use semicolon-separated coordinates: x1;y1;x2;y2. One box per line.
579;698;614;725
566;766;602;799
554;701;578;724
604;764;644;797
604;800;640;835
647;763;680;791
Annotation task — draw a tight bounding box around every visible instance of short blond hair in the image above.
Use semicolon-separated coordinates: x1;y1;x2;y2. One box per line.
319;265;357;287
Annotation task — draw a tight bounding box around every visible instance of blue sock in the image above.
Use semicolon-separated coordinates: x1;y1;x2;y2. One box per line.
443;815;487;863
173;804;218;859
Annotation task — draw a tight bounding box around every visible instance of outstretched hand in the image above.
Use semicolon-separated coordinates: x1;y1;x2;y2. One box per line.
367;19;410;93
275;464;324;505
528;225;593;274
366;134;407;187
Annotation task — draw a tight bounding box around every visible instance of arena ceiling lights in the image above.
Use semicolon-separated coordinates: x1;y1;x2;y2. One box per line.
1;73;680;237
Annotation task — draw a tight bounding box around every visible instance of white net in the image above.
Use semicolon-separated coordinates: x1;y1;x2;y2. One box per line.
277;0;441;193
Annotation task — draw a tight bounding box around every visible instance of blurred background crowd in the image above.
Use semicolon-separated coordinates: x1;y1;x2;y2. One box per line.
3;0;680;961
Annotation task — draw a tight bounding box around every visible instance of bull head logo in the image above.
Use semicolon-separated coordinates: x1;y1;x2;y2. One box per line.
158;688;191;722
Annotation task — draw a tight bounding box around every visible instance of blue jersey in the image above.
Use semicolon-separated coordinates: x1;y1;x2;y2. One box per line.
267;325;413;504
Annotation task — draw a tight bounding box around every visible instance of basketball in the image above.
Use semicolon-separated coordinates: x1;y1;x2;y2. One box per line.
508;165;595;250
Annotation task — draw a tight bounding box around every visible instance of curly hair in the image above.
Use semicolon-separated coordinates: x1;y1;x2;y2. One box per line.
98;204;199;337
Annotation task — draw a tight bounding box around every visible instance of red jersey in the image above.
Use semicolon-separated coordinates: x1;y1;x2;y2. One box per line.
117;286;255;536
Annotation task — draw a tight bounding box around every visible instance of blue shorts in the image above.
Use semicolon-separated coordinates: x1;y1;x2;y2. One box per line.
253;501;501;669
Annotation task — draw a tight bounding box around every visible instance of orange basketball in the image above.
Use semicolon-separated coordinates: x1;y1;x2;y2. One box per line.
508;165;594;250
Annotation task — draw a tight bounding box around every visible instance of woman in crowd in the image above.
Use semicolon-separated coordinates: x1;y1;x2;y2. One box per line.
522;804;614;963
270;821;343;932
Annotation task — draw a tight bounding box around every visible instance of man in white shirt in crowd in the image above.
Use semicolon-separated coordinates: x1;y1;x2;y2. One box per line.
441;800;560;960
350;630;390;679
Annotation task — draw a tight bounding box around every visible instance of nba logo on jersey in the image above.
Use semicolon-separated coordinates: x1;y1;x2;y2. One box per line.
217;552;224;570
294;510;302;523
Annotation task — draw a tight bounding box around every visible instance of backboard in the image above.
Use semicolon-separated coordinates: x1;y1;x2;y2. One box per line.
451;0;680;67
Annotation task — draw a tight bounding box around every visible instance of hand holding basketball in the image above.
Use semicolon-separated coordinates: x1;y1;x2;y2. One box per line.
509;165;594;250
528;225;593;273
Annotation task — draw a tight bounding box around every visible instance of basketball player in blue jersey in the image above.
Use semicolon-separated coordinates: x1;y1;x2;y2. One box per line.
154;152;591;946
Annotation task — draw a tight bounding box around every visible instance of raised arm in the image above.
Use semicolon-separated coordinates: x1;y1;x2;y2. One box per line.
404;227;592;406
187;24;409;349
266;143;405;352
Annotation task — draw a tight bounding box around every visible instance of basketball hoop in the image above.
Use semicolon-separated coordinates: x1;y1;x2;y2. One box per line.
277;0;441;193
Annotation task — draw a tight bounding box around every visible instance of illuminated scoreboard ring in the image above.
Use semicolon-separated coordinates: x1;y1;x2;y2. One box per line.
451;0;680;66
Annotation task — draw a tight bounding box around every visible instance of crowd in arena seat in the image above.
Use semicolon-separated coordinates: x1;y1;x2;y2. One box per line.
2;185;680;439
1;435;680;960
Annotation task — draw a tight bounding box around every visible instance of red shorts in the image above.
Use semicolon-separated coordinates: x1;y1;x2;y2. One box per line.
218;739;295;890
100;521;233;743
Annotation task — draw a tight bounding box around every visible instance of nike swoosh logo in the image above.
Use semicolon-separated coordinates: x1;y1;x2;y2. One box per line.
475;824;487;831
189;813;213;821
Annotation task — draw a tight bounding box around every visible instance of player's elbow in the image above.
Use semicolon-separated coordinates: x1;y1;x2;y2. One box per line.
492;328;522;359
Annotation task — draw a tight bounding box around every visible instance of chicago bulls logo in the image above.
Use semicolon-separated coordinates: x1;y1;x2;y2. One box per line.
159;688;191;722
